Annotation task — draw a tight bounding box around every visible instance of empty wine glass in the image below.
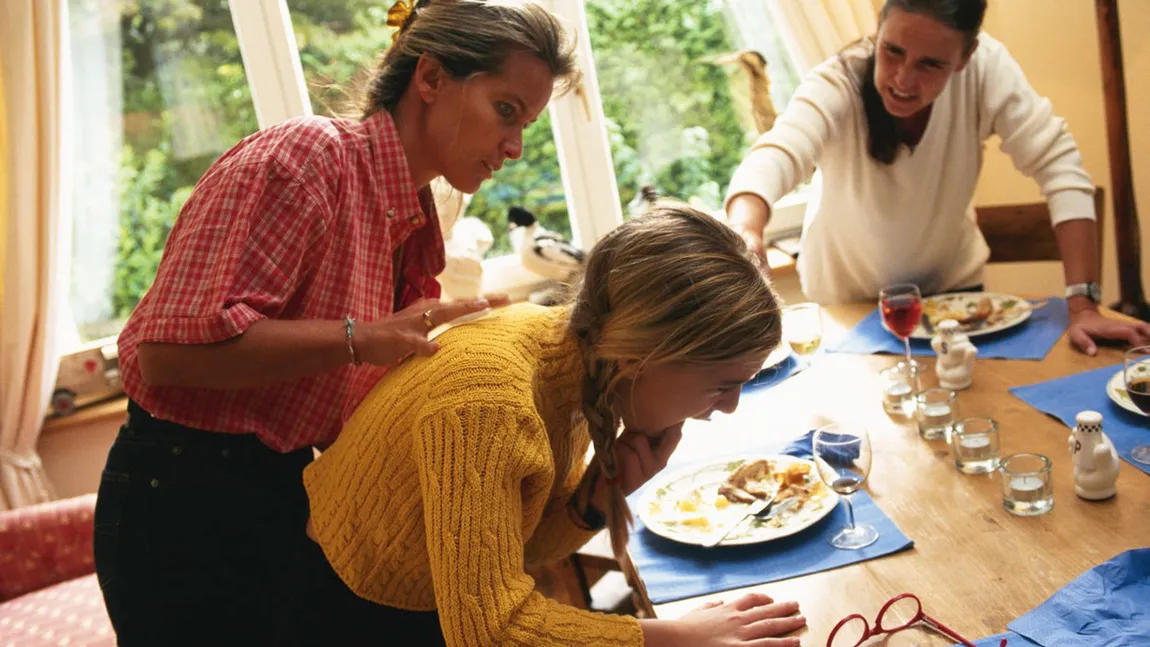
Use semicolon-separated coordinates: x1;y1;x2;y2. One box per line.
1123;346;1150;465
813;423;879;550
879;283;923;366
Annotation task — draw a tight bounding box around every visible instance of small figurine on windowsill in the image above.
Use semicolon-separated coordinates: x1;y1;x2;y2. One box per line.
1068;410;1120;500
931;319;977;390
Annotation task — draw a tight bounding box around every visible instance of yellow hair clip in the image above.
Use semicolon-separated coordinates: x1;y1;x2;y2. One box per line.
387;1;414;29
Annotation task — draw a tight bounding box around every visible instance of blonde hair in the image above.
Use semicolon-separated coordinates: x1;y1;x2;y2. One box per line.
361;0;581;118
568;205;782;616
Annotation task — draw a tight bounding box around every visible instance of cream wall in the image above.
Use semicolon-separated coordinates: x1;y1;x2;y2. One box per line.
976;0;1150;304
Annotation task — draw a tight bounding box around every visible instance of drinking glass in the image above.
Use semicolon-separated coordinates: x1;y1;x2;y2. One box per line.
999;453;1054;516
1123;346;1150;465
813;423;879;550
914;388;957;441
950;417;1001;474
879;360;922;417
879;283;923;366
782;303;823;358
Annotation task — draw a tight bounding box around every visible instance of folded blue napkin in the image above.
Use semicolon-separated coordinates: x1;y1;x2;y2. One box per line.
746;353;805;392
970;632;1040;647
1009;364;1150;475
1006;548;1150;646
628;431;914;604
827;299;1068;361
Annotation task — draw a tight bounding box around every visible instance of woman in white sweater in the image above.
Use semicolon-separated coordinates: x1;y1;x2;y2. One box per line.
727;0;1150;355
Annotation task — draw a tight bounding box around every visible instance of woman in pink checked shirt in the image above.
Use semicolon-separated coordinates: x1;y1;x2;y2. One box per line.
93;2;581;645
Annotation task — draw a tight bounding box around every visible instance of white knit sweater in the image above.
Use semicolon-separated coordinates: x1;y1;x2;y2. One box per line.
726;33;1095;304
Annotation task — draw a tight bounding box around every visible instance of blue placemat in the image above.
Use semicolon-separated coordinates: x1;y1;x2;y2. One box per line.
1009;364;1150;475
828;299;1069;360
628;431;915;604
1007;548;1150;646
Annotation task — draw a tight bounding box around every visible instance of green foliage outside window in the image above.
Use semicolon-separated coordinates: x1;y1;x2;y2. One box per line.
105;0;767;329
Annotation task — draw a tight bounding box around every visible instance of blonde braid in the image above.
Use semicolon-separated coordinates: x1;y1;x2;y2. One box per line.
571;298;657;618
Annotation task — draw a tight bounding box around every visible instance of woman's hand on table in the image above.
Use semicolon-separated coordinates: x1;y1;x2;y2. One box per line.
355;295;510;366
641;593;805;647
1067;304;1150;356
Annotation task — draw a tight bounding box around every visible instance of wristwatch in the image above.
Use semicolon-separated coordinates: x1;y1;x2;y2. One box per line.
1065;281;1101;304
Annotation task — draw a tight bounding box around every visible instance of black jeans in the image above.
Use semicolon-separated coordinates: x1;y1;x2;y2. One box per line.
95;401;444;646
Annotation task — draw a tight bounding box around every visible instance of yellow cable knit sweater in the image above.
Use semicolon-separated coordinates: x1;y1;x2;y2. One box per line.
303;303;643;646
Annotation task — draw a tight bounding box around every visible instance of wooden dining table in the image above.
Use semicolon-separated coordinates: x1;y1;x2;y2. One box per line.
624;301;1150;645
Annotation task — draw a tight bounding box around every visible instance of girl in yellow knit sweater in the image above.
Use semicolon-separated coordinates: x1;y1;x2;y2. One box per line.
299;206;806;645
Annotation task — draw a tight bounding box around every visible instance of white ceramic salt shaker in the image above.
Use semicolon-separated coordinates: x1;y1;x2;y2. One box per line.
931;319;977;390
1067;410;1120;500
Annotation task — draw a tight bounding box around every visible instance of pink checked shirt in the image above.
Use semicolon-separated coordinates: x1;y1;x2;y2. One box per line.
117;112;445;452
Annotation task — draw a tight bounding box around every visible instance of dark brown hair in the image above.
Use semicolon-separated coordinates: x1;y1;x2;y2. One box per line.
861;0;987;164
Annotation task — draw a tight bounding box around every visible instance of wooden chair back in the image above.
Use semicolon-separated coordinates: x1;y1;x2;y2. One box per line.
976;187;1105;277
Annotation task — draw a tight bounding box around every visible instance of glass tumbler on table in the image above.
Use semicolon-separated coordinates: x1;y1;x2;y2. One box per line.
1122;345;1150;466
879;360;921;417
914;388;957;441
879;283;923;365
950;417;1001;474
999;453;1054;516
813;423;879;550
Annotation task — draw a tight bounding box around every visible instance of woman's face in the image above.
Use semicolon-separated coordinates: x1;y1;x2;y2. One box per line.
873;8;976;119
612;354;771;436
420;49;555;194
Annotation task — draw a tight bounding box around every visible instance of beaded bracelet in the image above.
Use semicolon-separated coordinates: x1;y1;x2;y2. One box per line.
344;315;361;366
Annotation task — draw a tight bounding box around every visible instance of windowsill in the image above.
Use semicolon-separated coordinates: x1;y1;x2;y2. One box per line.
42;395;128;435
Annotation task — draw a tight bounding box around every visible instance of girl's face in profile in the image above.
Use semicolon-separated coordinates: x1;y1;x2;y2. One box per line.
613;353;770;436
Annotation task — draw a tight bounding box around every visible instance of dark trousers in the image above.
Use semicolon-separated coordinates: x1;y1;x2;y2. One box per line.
95;401;444;646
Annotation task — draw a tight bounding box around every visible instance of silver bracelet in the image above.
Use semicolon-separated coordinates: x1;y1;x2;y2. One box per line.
344;315;361;366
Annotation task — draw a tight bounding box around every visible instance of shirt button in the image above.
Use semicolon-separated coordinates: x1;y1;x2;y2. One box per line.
221;448;231;458
408;213;424;226
150;478;160;488
386;208;396;219
171;445;183;456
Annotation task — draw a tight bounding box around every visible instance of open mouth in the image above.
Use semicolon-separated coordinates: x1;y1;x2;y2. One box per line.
889;87;916;102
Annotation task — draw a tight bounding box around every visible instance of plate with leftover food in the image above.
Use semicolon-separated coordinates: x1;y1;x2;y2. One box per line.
905;292;1033;340
638;454;839;547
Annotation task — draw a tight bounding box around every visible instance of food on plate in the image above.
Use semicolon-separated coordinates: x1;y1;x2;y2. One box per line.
718;458;821;509
921;295;1026;331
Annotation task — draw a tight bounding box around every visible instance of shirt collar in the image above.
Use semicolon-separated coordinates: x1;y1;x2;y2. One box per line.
361;110;427;230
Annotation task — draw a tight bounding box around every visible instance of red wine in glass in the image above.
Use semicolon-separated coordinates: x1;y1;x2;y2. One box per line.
879;283;923;365
882;297;923;339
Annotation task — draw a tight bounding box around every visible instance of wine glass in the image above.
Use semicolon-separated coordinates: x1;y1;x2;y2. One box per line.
1123;346;1150;465
813;423;879;550
782;303;823;361
879;283;923;365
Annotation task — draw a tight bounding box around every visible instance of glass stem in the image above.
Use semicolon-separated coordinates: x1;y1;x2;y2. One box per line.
903;337;912;365
843;494;857;531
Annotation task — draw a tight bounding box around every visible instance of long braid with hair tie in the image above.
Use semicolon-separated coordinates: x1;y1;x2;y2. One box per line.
572;316;657;618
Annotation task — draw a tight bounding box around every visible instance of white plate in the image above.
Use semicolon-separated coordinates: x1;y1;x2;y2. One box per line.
882;292;1033;341
1106;367;1149;417
638;455;839;547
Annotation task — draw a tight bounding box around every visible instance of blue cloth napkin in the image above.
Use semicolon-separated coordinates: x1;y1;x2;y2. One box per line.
827;299;1069;361
746;353;805;392
1006;548;1150;646
628;431;915;604
1009;364;1150;475
970;632;1040;647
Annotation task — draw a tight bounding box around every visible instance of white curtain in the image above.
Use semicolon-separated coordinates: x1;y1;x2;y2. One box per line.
766;0;879;74
0;0;72;509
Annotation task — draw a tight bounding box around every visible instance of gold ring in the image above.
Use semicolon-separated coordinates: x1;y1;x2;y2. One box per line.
422;309;434;330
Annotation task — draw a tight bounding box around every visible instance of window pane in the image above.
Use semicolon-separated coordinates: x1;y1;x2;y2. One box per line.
67;0;256;342
585;0;800;215
290;2;570;257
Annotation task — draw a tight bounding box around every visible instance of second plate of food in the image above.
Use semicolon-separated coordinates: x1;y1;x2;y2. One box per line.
908;292;1033;340
638;455;839;547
